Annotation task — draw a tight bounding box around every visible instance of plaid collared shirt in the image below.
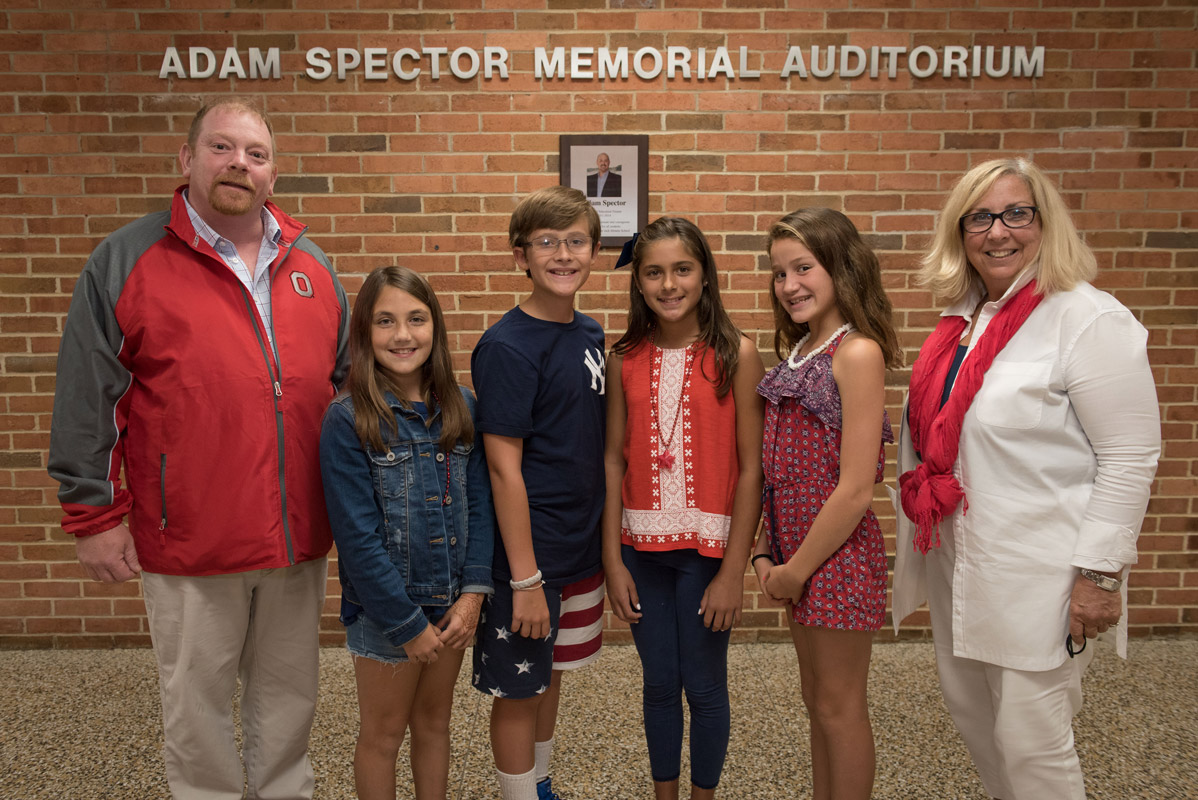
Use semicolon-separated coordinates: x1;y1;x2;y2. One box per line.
183;191;282;347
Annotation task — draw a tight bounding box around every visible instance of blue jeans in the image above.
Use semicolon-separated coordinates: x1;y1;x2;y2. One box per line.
622;545;731;790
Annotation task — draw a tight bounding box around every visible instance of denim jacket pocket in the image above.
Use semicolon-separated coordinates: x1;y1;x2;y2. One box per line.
449;439;473;497
369;445;415;573
368;446;413;503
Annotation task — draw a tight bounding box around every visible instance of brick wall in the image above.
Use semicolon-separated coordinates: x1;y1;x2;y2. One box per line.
1;0;1194;648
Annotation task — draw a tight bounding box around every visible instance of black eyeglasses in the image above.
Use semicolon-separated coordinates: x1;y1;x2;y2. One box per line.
522;236;593;254
958;206;1039;233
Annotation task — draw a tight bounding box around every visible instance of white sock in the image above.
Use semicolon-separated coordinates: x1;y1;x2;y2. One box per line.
534;737;554;783
497;766;538;800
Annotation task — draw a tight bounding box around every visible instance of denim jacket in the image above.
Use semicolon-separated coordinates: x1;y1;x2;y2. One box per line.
319;386;495;647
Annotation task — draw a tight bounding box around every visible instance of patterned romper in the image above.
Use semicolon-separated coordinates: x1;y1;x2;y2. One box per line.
757;332;893;630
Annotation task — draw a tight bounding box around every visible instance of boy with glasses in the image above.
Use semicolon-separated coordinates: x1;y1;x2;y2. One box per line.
471;186;607;800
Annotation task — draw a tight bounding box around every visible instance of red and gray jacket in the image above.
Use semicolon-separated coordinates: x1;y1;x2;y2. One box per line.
48;187;350;576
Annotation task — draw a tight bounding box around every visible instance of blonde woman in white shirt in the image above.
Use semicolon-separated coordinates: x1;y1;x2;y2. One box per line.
892;157;1160;800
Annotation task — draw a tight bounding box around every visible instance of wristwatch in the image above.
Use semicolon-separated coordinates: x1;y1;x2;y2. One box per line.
1080;568;1122;592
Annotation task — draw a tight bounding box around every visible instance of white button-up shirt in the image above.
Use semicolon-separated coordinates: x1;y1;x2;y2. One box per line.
182;191;281;348
892;269;1161;669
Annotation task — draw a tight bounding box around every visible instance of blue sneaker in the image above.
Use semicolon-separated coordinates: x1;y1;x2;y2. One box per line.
536;777;564;800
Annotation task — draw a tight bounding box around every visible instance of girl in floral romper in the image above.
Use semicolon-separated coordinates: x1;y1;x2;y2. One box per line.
752;208;903;800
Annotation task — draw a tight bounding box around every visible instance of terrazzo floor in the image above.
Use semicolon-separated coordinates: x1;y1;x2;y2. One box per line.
2;640;1194;799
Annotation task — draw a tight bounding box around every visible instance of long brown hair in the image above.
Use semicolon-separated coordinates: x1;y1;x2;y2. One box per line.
766;208;903;369
612;216;742;397
347;266;472;452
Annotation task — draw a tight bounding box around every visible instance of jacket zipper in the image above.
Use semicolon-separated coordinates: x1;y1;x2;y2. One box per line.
159;453;168;546
236;245;297;565
176;219;307;565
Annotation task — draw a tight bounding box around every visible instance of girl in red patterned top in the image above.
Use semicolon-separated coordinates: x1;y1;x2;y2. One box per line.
753;208;903;800
601;217;764;800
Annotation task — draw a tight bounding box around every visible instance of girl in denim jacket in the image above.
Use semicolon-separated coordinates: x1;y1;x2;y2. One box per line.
320;266;495;799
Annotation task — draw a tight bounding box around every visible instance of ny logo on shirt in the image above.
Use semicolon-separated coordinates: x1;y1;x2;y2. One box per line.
583;347;605;395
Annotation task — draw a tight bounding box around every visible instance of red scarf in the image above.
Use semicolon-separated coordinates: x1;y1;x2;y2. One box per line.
899;281;1044;553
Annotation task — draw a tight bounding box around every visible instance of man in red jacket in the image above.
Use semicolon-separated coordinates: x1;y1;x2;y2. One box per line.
48;98;349;799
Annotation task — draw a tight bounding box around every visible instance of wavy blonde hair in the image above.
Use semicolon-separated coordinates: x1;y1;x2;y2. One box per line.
919;157;1097;305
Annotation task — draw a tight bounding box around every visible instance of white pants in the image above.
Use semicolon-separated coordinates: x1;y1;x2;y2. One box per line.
927;557;1093;800
142;557;327;800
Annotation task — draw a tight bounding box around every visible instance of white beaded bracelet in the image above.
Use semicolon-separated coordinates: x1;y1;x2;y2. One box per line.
509;570;543;591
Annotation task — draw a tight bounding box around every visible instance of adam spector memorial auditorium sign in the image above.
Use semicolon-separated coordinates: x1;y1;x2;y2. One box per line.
159;43;1047;83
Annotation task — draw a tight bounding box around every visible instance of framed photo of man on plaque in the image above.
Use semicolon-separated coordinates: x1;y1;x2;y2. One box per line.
559;134;648;247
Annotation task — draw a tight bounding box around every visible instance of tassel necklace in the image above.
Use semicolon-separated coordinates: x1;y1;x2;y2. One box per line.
787;322;855;370
648;333;697;471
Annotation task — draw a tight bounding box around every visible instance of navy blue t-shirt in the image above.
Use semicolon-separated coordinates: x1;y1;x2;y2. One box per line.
471;307;606;587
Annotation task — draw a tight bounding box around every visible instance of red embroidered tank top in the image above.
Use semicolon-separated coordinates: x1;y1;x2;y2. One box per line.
620;340;738;556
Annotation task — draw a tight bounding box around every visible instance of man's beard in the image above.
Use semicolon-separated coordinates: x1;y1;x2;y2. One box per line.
209;176;257;216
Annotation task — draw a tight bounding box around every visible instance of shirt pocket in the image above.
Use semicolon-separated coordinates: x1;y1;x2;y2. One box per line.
368;447;413;502
448;440;473;492
973;361;1053;430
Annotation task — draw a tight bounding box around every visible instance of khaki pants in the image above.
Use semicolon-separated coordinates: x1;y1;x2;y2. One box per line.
142;557;327;800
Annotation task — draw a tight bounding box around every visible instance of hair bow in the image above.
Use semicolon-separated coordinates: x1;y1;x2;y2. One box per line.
614;232;639;269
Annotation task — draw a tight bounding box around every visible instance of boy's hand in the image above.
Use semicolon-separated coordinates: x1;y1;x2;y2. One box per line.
402;625;444;664
699;569;743;632
512;587;551;639
763;561;808;606
605;564;642;624
437;593;484;649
